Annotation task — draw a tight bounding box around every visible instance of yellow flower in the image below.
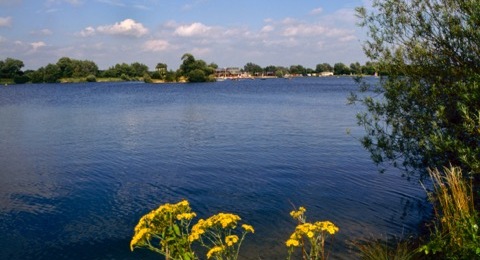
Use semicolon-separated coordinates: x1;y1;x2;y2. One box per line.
177;200;189;207
225;235;239;247
290;206;306;219
286;238;300;247
307;231;315;238
207;246;224;259
130;228;149;251
315;221;339;235
176;212;197;221
242;224;255;233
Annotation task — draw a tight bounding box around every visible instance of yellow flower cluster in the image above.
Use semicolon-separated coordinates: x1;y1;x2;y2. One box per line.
241;224;255;233
225;235;239;247
290;206;306;219
189;213;241;242
286;221;339;247
130;227;149;251
176;212;197;221
130;200;194;251
206;246;224;259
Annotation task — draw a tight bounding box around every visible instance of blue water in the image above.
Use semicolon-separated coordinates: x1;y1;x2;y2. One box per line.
0;78;427;259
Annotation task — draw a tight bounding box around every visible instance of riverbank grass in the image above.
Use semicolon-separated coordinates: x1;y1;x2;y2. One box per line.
419;166;480;258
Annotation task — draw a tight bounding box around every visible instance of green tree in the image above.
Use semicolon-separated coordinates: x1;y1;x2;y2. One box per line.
243;62;263;76
155;63;168;80
179;53;215;82
316;63;333;73
130;62;149;77
43;64;61;83
352;0;480;175
349;62;362;75
289;65;306;76
361;61;377;76
333;63;350;75
0;58;24;78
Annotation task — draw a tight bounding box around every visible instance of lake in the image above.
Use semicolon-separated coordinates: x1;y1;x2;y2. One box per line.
0;77;428;259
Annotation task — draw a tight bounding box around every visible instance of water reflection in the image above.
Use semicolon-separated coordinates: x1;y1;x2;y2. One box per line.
0;79;428;259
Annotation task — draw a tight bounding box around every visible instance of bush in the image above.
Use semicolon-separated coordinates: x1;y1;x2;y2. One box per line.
13;75;30;84
86;74;97;82
143;73;153;83
188;69;206;82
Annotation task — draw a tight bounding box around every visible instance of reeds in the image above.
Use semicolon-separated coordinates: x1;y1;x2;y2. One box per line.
420;166;480;258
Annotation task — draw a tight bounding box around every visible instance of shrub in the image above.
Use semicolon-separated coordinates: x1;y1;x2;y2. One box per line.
13;75;30;84
86;74;97;82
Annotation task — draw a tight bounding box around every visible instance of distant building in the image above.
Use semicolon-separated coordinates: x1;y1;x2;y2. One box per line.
319;71;334;77
215;67;242;78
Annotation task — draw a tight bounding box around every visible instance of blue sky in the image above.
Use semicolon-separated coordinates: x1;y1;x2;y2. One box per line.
0;0;370;70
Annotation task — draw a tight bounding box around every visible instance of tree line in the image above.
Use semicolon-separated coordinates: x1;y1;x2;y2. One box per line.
0;55;379;84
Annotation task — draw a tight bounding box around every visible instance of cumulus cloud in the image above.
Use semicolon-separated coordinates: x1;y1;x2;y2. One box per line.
0;16;12;27
79;19;148;37
260;25;274;33
77;26;95;37
97;19;148;37
143;39;171;52
30;41;46;51
174;22;211;37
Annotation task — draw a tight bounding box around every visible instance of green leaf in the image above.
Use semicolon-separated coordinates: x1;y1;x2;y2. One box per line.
173;224;181;236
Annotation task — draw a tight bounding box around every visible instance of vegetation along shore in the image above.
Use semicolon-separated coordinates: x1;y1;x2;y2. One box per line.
0;54;378;85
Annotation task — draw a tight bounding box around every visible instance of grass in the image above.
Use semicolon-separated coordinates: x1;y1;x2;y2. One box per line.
355;237;418;260
419;166;480;258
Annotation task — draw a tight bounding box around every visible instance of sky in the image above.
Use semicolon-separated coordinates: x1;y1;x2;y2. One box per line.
0;0;371;70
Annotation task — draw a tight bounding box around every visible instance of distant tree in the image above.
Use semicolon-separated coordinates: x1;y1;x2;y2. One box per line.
57;57;74;78
0;58;24;78
26;68;45;83
243;62;263;76
350;62;362;75
131;62;149;77
188;69;207;82
179;53;215;82
56;58;99;78
316;63;333;73
333;63;350;75
156;63;168;80
289;65;306;76
361;61;377;76
43;64;61;83
143;72;153;83
264;65;277;75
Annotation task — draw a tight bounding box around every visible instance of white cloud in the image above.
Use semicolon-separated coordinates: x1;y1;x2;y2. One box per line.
30;41;46;51
283;24;327;37
260;25;274;33
77;26;95;37
143;39;171;52
95;19;148;37
174;22;211;37
0;16;12;27
310;7;323;15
